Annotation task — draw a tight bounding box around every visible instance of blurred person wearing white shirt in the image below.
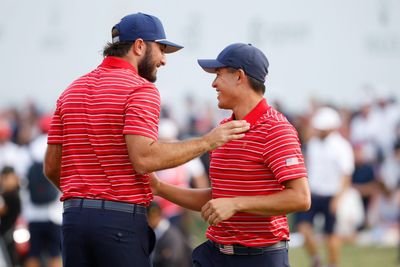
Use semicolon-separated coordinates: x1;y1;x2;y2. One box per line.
371;92;400;159
22;115;62;267
297;107;355;267
0;118;31;179
349;98;380;163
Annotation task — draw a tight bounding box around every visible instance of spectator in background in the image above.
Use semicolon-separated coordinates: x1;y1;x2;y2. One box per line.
349;97;380;163
366;180;400;246
379;139;400;192
371;92;400;159
23;114;62;267
148;201;191;267
0;166;22;266
367;139;400;246
0;117;31;181
297;107;355;267
351;143;378;230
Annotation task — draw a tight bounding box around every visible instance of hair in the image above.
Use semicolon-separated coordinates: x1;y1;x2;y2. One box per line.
226;67;266;95
247;75;266;95
1;166;15;176
103;41;134;57
102;27;134;57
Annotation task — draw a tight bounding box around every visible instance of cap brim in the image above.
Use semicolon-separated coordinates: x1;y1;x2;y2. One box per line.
155;40;183;53
197;59;226;73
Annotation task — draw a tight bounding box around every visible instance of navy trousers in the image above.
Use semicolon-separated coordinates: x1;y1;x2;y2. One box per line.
192;240;290;267
62;206;155;267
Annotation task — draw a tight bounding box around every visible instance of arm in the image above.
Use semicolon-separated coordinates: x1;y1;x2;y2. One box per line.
150;173;212;211
330;174;352;213
201;177;310;225
125;120;250;174
43;144;62;191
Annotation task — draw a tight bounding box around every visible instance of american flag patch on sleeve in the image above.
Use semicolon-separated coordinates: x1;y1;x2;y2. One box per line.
285;157;299;166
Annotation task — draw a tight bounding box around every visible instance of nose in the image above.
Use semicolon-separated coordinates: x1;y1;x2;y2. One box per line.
160;54;166;66
212;77;218;88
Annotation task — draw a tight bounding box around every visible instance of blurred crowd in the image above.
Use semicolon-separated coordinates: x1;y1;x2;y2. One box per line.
0;88;400;267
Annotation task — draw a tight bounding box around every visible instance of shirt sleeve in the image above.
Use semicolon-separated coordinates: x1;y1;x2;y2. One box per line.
123;85;161;141
263;122;307;184
47;99;63;145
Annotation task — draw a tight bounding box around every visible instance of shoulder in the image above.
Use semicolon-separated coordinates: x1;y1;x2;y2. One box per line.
258;108;297;134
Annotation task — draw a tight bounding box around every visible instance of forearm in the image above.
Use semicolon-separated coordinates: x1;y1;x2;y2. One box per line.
233;177;310;216
46;175;61;191
234;190;309;216
44;144;62;191
133;137;210;174
126;120;250;174
157;180;212;211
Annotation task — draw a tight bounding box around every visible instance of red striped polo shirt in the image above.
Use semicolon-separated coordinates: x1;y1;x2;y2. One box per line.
206;99;307;247
47;56;160;206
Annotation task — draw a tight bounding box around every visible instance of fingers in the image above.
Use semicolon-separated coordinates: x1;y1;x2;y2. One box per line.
148;172;160;195
224;120;250;133
201;200;226;226
218;120;249;143
202;205;219;225
201;202;216;225
205;120;250;150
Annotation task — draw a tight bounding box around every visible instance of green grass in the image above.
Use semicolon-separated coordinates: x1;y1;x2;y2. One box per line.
187;212;400;266
289;244;400;267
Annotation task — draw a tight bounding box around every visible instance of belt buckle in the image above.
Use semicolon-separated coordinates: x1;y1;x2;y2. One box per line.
219;244;234;255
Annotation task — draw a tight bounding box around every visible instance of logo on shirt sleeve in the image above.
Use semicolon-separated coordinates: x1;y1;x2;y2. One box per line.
285;157;299;166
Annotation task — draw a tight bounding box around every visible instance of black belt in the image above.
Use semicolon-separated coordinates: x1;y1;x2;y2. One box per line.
211;240;288;255
63;198;147;214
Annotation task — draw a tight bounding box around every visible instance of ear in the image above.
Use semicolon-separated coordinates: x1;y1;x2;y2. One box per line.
131;38;146;56
237;69;246;83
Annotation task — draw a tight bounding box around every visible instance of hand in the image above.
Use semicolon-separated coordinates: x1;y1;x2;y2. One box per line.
204;120;250;150
201;198;237;225
148;172;160;196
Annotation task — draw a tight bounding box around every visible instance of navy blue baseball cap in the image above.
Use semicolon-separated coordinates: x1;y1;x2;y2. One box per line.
112;13;183;54
198;43;269;83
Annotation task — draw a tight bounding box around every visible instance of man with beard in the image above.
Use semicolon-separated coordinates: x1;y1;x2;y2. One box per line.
44;13;250;267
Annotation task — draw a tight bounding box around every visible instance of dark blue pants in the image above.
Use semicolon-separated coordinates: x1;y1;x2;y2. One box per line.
28;221;61;257
296;194;336;234
62;206;155;267
192;240;290;267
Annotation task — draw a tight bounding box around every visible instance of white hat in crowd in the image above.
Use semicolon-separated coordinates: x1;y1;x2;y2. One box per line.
311;107;342;131
158;119;179;140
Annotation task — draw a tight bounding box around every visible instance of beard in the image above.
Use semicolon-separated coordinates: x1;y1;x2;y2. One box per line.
138;44;157;83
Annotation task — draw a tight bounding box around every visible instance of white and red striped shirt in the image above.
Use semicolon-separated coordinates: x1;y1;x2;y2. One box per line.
206;99;307;247
47;56;160;206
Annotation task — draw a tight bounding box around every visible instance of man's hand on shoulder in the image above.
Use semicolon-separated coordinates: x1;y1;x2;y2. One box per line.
203;120;250;151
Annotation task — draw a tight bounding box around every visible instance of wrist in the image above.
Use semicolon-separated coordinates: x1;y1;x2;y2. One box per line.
201;134;216;151
232;197;243;213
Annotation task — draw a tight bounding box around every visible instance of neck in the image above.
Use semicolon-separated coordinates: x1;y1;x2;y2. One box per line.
122;54;139;71
233;93;264;120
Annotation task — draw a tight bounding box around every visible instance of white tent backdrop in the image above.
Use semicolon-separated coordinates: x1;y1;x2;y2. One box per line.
0;0;399;119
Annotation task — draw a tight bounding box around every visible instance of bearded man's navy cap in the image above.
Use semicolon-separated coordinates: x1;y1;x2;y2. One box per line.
198;43;269;83
112;12;183;54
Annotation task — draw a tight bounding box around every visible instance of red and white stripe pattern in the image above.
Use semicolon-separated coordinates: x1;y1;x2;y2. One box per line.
48;57;160;206
206;99;307;247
